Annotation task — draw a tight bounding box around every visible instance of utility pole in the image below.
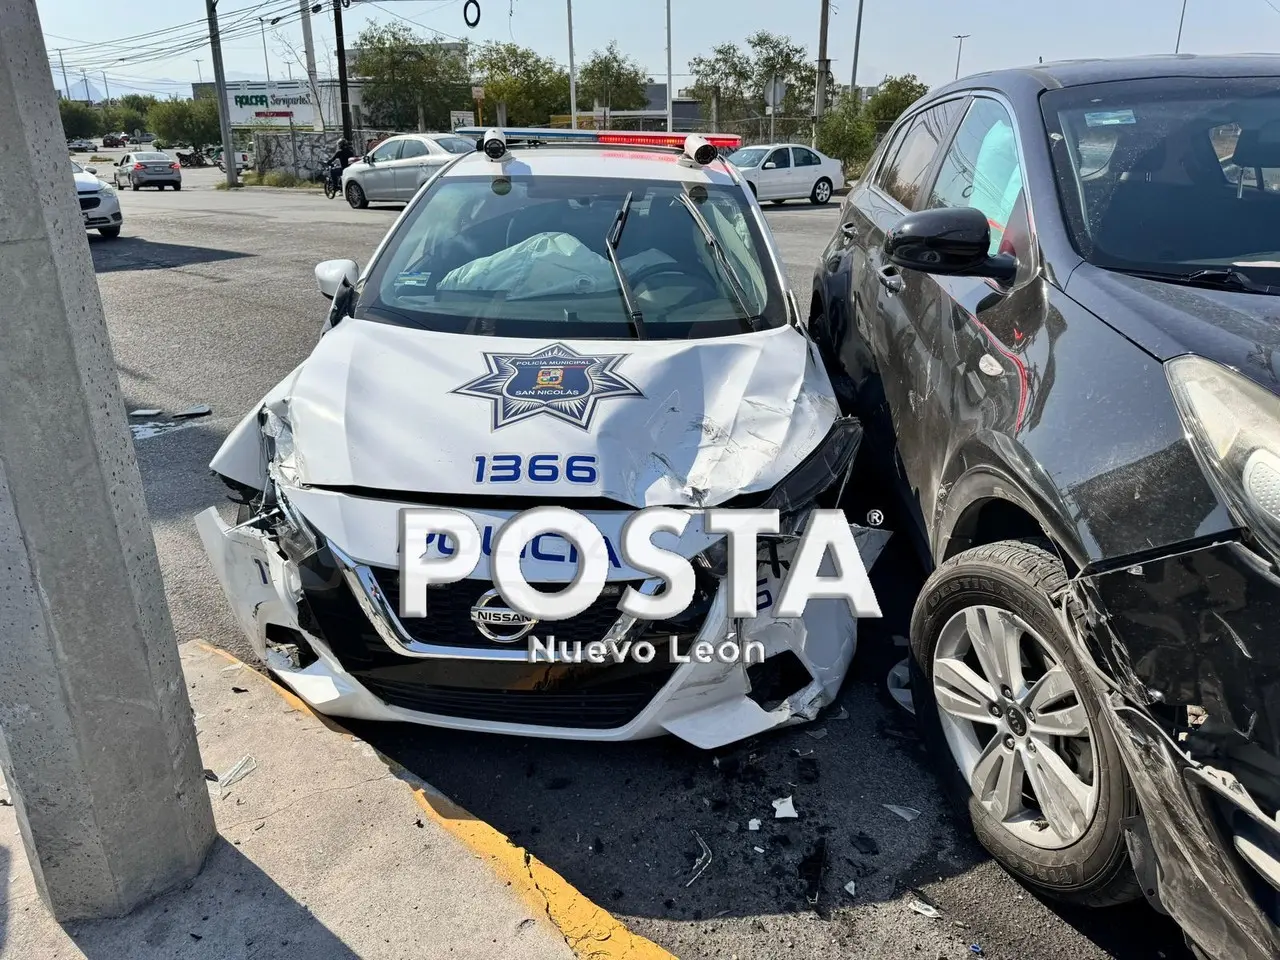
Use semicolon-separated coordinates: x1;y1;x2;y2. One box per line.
259;17;272;87
1175;0;1188;53
194;58;203;83
1;0;216;921
770;73;777;142
566;0;577;128
333;0;352;142
814;0;831;146
664;0;673;133
953;34;970;81
101;70;110;104
711;84;719;130
56;48;69;99
205;0;239;187
80;67;89;102
299;0;323;130
850;0;864;95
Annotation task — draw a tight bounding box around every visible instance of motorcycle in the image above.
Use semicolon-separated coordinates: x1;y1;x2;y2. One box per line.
321;158;348;200
176;151;209;168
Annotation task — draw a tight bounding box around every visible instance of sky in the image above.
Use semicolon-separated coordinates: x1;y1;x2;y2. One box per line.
34;0;1280;101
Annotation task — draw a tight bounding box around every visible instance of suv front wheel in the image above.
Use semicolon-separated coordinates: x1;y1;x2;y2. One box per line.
909;539;1141;906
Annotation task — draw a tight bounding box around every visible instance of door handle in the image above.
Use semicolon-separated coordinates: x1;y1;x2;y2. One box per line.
840;222;856;237
876;263;904;295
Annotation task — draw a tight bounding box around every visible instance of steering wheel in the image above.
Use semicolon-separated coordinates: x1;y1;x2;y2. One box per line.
627;262;693;288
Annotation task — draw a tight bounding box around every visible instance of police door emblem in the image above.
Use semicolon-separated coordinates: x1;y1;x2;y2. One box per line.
453;342;644;431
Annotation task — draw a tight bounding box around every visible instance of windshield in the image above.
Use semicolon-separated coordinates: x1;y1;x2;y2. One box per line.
726;147;768;168
135;152;169;162
1043;77;1280;281
358;174;786;339
70;161;84;174
435;136;475;154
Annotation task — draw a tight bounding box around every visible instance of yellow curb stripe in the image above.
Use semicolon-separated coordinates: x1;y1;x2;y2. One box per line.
192;642;675;960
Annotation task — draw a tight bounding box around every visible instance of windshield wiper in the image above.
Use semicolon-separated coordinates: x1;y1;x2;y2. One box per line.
604;191;647;339
674;192;756;325
1114;266;1278;296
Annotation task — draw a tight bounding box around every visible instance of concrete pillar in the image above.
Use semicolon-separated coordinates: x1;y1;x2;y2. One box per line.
0;0;216;922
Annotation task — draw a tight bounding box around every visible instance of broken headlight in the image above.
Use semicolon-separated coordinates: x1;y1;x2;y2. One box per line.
259;404;301;486
1168;356;1280;560
760;417;862;513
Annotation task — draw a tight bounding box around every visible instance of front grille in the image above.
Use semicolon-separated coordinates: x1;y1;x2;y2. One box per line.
78;195;100;210
367;567;635;650
356;674;661;728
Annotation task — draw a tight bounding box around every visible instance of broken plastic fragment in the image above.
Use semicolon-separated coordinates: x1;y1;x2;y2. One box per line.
129;408;162;417
753;845;765;853
909;899;941;919
843;880;857;897
686;830;712;887
805;727;829;741
772;796;798;819
831;706;849;721
218;755;258;798
883;803;921;822
174;403;212;418
887;658;914;715
748;818;761;831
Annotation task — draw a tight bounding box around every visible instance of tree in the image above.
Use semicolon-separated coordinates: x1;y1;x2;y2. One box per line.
59;100;101;138
577;41;649;113
103;105;147;136
119;93;159;116
354;21;471;131
863;74;930;132
146;98;222;148
817;93;876;169
472;42;569;126
686;32;818;140
686;42;753;121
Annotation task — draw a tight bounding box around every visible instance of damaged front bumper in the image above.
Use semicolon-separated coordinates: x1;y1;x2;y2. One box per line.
1071;538;1280;960
195;491;888;750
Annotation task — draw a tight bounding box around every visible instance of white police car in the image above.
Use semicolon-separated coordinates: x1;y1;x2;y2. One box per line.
196;127;884;748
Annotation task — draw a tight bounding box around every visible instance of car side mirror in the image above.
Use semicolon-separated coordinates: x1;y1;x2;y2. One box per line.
363;153;373;164
883;206;1017;285
85;166;97;175
315;258;359;300
111;161;118;166
763;161;776;170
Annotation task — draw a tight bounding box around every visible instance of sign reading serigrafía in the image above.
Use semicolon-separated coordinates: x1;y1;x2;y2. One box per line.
226;83;322;127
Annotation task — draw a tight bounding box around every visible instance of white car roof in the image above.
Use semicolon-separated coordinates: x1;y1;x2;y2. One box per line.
440;147;739;185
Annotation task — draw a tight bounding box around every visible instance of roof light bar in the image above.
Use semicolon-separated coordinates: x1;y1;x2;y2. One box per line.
455;127;742;152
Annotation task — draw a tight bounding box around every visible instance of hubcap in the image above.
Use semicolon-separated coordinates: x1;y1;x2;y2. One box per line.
932;604;1098;849
817;182;830;201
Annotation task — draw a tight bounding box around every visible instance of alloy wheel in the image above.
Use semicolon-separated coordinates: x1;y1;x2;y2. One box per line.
932;604;1098;849
815;180;831;203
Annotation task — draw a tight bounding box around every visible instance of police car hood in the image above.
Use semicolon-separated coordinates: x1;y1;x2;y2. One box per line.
276;320;838;508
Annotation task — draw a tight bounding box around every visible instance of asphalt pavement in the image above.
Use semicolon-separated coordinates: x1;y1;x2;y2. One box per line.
86;151;1193;960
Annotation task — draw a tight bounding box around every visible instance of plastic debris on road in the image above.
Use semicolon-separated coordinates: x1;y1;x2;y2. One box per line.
805;727;829;740
748;818;761;831
174;403;213;418
883;803;921;822
772;796;798;819
753;845;765;853
687;830;712;887
843;880;857;897
831;705;849;720
909;899;942;919
129;409;162;417
887;658;914;714
217;755;257;798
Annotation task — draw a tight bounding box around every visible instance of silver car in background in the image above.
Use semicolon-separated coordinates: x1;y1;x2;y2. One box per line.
113;151;183;191
341;132;475;208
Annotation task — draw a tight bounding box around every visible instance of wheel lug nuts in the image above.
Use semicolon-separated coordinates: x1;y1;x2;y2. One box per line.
1003;735;1015;749
989;704;1001;717
1027;741;1036;753
1000;685;1012;699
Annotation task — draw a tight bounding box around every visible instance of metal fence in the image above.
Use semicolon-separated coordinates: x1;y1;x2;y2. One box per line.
251;127;397;181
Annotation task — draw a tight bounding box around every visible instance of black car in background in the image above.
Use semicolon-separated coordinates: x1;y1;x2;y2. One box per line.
810;55;1280;960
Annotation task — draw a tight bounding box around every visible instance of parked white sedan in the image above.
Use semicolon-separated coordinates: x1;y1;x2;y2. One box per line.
342;132;477;207
726;143;845;205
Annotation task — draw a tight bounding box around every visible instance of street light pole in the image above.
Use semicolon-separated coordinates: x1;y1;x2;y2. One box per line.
567;0;577;128
258;17;273;86
205;0;239;187
194;58;203;83
953;34;970;80
1175;0;1188;53
665;0;673;132
850;0;864;94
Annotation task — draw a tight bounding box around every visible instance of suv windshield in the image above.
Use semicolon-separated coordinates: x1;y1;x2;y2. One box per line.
358;174;786;339
1043;77;1280;282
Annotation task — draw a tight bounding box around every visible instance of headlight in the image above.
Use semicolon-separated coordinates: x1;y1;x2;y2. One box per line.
97;179;115;194
1167;355;1280;557
259;404;301;486
760;417;863;513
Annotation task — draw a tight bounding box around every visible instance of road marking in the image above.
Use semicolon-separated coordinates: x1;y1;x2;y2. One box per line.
194;642;675;960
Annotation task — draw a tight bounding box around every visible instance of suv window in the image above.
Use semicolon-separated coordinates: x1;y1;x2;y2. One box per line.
929;98;1026;255
767;148;791;169
399;139;428;160
794;147;821;167
370;139;403;163
877;100;962;208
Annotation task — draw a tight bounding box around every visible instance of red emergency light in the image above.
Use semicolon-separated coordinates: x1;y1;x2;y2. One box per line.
455;127;742;153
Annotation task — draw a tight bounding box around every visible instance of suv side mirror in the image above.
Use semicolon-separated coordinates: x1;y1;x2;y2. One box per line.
762;161;776;170
363;153;374;164
884;207;1017;284
315;258;359;299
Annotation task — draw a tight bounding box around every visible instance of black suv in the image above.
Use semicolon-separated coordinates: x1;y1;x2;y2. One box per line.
811;55;1280;960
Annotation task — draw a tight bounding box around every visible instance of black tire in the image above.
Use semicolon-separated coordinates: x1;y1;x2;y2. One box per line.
324;180;336;200
770;198;786;205
157;184;165;190
98;226;121;238
747;181;757;197
810;177;833;205
909;538;1141;907
346;181;368;209
130;179;139;191
173;183;181;191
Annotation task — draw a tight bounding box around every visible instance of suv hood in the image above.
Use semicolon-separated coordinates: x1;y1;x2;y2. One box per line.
1067;264;1280;393
73;171;102;192
214;320;839;508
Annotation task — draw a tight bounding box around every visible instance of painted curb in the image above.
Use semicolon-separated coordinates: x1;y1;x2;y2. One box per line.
194;642;675;960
